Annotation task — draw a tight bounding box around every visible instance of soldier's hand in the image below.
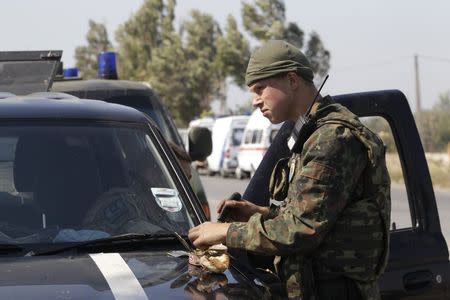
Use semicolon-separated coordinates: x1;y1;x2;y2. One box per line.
188;222;230;249
217;199;269;222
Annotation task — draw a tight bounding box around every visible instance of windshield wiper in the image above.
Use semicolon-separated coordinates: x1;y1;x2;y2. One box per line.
32;232;190;256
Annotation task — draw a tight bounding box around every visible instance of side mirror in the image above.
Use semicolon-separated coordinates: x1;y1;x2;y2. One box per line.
188;127;212;161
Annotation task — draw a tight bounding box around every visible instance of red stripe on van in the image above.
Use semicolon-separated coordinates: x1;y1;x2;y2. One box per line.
239;146;268;152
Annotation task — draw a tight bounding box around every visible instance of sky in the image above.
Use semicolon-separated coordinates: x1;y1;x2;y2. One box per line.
1;0;450;112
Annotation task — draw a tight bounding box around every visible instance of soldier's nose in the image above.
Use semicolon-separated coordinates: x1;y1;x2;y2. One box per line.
252;96;263;108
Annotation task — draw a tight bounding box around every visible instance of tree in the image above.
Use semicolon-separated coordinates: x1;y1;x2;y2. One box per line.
416;91;450;152
74;20;113;79
215;15;251;88
241;0;330;78
242;0;285;40
115;0;165;80
215;15;251;112
111;0;252;124
182;10;223;116
148;32;193;125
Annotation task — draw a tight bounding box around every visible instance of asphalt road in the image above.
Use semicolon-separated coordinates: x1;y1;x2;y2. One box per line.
200;175;450;244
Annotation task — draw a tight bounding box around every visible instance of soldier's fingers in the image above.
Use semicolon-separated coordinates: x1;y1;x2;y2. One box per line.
192;238;203;249
217;199;228;213
225;200;243;208
188;227;200;241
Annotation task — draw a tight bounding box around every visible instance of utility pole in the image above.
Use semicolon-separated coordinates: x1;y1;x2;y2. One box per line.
414;54;422;113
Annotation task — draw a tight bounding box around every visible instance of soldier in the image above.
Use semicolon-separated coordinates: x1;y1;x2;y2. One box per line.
188;40;391;300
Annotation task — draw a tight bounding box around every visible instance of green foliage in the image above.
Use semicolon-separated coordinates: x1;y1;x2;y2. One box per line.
241;0;330;77
362;92;450;154
183;10;222;112
362;117;396;152
215;15;251;88
416;91;450;152
113;1;251;125
242;0;285;40
74;20;113;79
305;31;331;77
115;0;166;81
147;32;193;126
200;110;215;118
75;0;329;125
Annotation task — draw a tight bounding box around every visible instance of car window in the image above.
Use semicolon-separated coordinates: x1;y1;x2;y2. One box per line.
231;128;244;146
244;130;253;144
252;130;263;144
0;123;194;245
362;116;411;229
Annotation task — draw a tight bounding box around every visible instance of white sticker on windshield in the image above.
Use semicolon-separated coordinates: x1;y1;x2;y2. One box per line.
150;188;182;212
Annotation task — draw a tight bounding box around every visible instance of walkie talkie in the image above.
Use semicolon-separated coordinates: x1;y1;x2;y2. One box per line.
217;192;242;222
287;74;329;153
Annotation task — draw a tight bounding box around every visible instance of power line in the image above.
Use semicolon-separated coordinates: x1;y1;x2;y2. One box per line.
418;55;450;64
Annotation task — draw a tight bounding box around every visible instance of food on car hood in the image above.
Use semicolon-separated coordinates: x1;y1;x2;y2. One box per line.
189;244;230;273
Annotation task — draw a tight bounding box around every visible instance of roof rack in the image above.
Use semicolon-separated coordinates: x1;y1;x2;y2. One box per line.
0;50;62;62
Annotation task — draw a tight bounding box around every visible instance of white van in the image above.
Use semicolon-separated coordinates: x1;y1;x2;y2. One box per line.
207;116;249;177
188;117;215;132
236;109;283;179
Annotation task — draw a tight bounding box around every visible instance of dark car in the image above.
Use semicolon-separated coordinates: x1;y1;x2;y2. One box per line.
0;51;281;299
0;95;275;299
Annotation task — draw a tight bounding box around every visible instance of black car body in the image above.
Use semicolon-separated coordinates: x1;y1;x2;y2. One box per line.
0;96;271;299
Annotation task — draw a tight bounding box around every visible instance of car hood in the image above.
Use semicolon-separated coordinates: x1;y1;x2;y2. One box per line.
0;250;265;299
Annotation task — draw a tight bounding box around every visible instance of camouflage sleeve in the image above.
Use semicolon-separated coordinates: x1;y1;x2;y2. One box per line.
226;124;368;255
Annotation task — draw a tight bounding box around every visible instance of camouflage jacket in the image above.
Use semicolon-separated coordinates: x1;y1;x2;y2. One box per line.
226;96;391;300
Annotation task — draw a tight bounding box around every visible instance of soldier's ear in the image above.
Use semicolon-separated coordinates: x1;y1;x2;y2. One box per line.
286;72;300;90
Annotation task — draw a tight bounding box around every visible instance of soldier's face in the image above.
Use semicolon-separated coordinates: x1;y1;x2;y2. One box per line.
250;75;295;124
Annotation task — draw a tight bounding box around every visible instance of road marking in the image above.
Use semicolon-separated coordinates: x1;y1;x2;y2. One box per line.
90;253;148;300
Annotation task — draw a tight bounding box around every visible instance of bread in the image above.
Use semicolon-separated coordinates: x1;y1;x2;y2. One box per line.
189;244;230;273
199;253;230;273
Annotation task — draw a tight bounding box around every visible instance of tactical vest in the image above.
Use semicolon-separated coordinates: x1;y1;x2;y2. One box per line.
269;103;391;300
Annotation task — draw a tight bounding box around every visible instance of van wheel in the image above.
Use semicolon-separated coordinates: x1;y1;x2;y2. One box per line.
220;169;229;178
208;170;216;176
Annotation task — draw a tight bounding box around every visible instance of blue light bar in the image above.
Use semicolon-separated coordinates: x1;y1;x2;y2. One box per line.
63;67;79;78
97;51;118;80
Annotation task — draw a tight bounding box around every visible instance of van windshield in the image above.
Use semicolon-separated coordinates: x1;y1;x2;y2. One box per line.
0;123;194;245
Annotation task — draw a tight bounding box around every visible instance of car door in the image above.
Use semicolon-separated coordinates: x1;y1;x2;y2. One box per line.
334;90;450;299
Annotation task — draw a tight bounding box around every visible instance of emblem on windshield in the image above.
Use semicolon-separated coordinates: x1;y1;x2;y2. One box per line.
150;188;182;212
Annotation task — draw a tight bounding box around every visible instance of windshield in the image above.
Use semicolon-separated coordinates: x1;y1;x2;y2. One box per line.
0;123;194;245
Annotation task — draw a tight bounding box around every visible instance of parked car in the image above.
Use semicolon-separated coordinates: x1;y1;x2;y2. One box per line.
236;109;282;179
0;51;283;299
0;93;281;299
207;116;249;177
52;52;212;220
